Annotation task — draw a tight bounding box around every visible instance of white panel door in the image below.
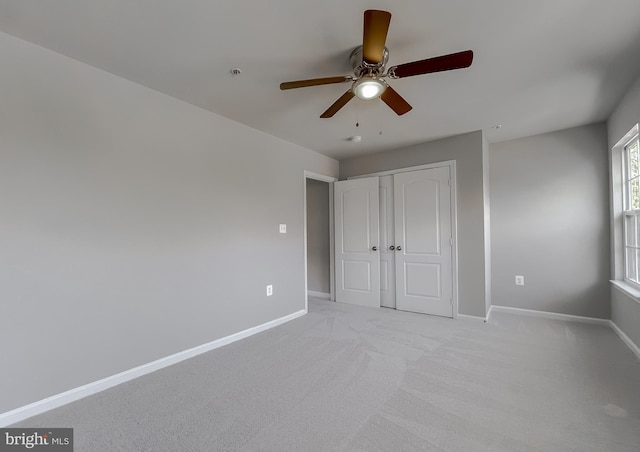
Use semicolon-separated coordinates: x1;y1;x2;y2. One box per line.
334;177;380;307
394;167;453;317
379;175;396;308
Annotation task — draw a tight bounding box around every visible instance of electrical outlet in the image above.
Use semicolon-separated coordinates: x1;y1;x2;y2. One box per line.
515;275;524;286
266;285;273;296
279;224;287;233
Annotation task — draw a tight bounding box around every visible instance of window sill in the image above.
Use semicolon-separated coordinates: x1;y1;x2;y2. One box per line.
610;280;640;304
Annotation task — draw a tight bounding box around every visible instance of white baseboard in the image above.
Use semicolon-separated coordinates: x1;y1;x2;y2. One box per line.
609;321;640;360
308;291;331;299
487;305;640;360
488;305;610;326
457;313;487;322
486;305;494;322
0;309;307;427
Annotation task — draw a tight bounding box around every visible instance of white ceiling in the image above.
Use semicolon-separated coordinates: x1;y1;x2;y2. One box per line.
2;1;640;160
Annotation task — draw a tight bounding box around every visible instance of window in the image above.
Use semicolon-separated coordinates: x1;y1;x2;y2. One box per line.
623;130;640;285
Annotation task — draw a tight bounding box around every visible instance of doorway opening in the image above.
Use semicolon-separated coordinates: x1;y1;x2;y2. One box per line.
303;171;336;312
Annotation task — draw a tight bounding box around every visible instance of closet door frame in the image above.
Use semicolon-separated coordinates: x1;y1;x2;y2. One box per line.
348;160;459;318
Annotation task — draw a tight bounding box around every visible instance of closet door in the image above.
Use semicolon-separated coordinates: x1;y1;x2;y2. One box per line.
334;177;380;307
379;176;396;308
394;167;453;317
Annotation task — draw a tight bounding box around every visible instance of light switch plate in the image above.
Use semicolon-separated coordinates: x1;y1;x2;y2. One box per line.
279;224;286;233
515;275;524;286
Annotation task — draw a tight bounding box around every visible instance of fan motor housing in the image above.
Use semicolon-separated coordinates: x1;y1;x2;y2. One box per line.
350;45;389;77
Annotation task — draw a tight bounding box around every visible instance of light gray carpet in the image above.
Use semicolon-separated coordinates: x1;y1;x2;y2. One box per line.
14;298;640;451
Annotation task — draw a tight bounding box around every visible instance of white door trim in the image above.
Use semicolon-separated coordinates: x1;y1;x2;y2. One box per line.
304;171;337;313
348;160;457;179
347;161;459;319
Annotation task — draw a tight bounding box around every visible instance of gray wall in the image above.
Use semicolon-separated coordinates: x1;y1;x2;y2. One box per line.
306;179;330;294
340;131;489;317
490;123;610;318
0;32;338;413
608;72;640;346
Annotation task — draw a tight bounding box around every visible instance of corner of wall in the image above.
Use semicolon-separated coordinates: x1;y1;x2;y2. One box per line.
482;132;492;316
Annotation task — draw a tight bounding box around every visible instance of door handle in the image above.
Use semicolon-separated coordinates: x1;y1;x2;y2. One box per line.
371;246;378;251
389;245;395;250
396;246;402;251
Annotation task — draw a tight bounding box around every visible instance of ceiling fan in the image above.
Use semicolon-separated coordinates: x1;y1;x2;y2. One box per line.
280;10;473;118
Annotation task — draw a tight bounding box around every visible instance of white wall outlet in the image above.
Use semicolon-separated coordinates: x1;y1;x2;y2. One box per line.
279;224;287;234
266;285;273;296
515;275;524;286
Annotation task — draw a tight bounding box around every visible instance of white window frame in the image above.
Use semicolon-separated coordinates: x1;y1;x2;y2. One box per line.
621;126;640;290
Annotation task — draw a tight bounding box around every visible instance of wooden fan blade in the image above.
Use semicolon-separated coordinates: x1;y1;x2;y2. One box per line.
389;50;473;79
380;85;412;116
320;90;355;118
362;10;391;64
280;76;352;90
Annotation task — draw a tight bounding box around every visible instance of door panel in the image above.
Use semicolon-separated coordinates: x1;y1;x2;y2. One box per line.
403;179;440;254
405;263;440;297
342;188;371;252
334;177;380;307
394;167;453;317
379;176;396;308
342;261;372;291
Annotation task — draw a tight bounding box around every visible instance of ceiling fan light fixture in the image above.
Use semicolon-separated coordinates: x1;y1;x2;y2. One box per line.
352;77;386;100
